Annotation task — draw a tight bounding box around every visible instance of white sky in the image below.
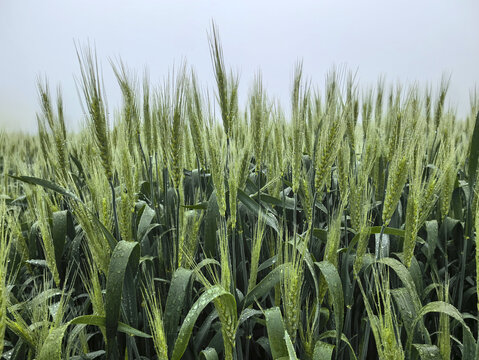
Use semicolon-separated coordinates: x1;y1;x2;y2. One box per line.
1;0;478;132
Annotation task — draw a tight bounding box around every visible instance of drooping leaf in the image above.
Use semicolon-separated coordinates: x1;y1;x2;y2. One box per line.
241;263;290;309
70;315;151;338
265;307;288;359
315;261;344;351
313;340;334;360
171;285;235;360
408;301;475;359
412;344;441;360
10;175;81;202
105;241;140;359
237;188;279;233
137;203;157;242
163;267;193;355
200;347;219;360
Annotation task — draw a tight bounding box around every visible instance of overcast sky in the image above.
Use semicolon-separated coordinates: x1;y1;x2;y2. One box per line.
1;0;478;132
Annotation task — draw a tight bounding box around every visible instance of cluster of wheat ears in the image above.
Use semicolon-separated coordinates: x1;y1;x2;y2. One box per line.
1;25;479;360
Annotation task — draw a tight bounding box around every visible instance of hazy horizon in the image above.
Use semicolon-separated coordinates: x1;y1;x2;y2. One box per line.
1;0;478;133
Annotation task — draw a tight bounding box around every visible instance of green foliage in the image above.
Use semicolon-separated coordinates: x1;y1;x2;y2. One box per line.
2;27;479;360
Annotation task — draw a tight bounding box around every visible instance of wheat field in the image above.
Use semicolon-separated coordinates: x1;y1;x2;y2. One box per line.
1;27;479;360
